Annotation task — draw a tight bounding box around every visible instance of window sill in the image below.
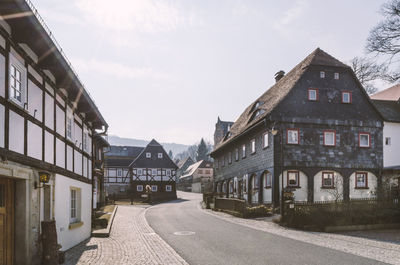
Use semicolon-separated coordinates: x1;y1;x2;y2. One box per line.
69;221;84;230
286;186;301;189
355;187;369;190
8;98;28;112
263;146;269;149
264;186;272;189
321;186;335;189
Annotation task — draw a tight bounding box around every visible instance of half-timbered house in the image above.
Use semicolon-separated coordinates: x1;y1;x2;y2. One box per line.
104;145;144;198
211;48;383;206
130;139;178;201
92;134;109;209
0;1;108;264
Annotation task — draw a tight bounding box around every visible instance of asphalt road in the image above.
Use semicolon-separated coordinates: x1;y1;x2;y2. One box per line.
145;192;387;265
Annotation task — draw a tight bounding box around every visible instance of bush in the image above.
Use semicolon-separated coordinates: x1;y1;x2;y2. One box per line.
244;205;273;218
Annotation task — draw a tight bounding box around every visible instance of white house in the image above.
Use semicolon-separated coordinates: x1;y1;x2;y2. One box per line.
0;1;108;264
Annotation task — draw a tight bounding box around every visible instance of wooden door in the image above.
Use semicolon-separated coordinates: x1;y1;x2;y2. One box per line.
0;178;14;265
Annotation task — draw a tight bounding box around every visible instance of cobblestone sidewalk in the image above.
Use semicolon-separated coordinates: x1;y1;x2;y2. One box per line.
65;205;188;265
202;206;400;265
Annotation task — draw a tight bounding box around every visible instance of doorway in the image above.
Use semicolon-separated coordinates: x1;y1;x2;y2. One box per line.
0;177;14;265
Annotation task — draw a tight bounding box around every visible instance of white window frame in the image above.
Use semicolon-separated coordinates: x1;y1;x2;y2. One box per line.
66;109;74;141
355;172;368;188
228;152;232;164
117;169;122;177
334;73;339;79
323;131;335;146
137;185;143;192
70;188;81;224
242;144;246;158
138;169;142;175
152;169;157;175
287;129;299;144
9;54;27;108
83;128;89;153
287;171;299;187
151;185;158;192
166;169;171;176
166;185;172;192
320;71;325;78
235;148;239;161
342;91;352;104
322;172;334;188
359;133;370;148
308;88;318;101
263;133;269;148
250;139;256;154
158;153;163;158
146;152;151;158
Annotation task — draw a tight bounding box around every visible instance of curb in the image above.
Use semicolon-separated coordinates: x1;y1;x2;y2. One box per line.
92;205;118;238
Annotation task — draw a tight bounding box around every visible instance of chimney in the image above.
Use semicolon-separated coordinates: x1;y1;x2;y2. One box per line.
274;70;285;83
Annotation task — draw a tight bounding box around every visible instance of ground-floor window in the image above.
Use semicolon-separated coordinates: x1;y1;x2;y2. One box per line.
70;188;81;223
137;185;143;192
166;185;172;192
322;172;334;188
151;185;158;192
355;172;368;188
287;171;299;187
263;172;272;188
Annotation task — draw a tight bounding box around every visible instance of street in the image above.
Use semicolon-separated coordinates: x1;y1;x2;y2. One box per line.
146;192;389;265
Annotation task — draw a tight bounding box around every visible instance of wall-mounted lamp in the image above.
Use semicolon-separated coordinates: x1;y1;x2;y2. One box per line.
34;171;51;189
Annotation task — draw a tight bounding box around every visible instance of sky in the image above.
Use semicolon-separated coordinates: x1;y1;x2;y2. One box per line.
31;0;387;145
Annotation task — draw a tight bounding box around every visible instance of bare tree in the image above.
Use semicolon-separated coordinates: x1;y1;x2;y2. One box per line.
366;0;400;83
325;177;344;203
351;57;386;94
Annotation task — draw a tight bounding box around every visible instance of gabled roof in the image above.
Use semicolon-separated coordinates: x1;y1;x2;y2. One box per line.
106;146;144;157
211;48;351;155
129;139;178;169
177;157;194;169
371;99;400;122
371;84;400;101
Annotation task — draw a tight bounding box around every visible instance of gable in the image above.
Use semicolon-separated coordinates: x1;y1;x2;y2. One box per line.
130;141;177;169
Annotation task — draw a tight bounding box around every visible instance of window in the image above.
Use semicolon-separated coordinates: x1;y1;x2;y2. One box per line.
157;169;161;175
322;172;334;188
117;169;122;177
222;157;225;167
138;169;142;175
359;133;370;148
287;171;299;187
137;185;143;192
242;144;246;158
83;130;88;152
250;139;256;154
263;133;269;148
264;172;272;188
228;152;232;164
66;111;73;141
334;73;339;79
151;185;158;192
385;137;391;146
152;169;157;175
287;129;299;144
166;185;172;192
308;88;318;101
70;188;81;223
355;172;368;188
205;170;210;174
320;71;325;78
229;181;234;193
166;170;171;176
158;153;163;158
342;91;352;103
252;175;259;189
9;58;26;107
235;148;239;161
198;169;203;174
143;169;147;175
323;130;336;146
146;152;151;158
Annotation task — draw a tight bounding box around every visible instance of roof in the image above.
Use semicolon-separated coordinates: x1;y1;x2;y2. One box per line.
177;157;194;169
106;146;144;157
180;160;213;179
211;48;351;155
130;139;178;169
105;158;135;167
93;134;110;147
371;100;400;122
371;84;400;101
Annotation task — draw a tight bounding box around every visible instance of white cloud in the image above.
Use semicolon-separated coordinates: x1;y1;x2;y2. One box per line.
71;58;172;80
273;0;309;34
75;0;199;33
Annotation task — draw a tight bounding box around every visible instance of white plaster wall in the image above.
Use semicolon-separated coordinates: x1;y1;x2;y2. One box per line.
88;159;92;180
27;80;42;122
27;121;42;160
383;122;400;168
44;131;54;164
56;138;65;168
313;171;343;202
0;53;5;98
9;110;24;154
0;103;4;148
349;171;377;199
54;174;91;251
74;150;82;175
67;146;73;171
56;105;65;136
44;92;54;130
279;170;308;202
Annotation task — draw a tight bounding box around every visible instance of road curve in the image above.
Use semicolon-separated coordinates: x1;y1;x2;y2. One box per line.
146;192;386;265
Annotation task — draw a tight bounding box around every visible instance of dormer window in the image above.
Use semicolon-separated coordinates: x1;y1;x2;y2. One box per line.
342;91;352;103
308;88;318;101
158;153;163;158
146;152;151;158
320;71;325;78
334;73;339;79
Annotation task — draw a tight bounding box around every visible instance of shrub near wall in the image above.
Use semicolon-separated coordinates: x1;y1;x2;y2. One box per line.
284;198;400;230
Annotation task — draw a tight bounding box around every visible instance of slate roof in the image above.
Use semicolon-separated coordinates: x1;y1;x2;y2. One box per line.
106;146;144;157
211;48;351;155
371;84;400;101
129;139;178;169
105;158;136;167
371;99;400;122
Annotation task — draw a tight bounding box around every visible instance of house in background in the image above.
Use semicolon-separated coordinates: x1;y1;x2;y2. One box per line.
214;117;234;148
92;134;109;209
130;139;178;201
211;48;383;205
104;145;144;198
371;84;400;192
0;1;108;264
178;160;214;193
176;156;194;184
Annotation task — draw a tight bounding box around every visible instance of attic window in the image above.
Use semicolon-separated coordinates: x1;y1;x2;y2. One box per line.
146;152;151;158
342;91;352;103
320;71;325;78
251;101;263;112
334;73;339;79
158;153;163;158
